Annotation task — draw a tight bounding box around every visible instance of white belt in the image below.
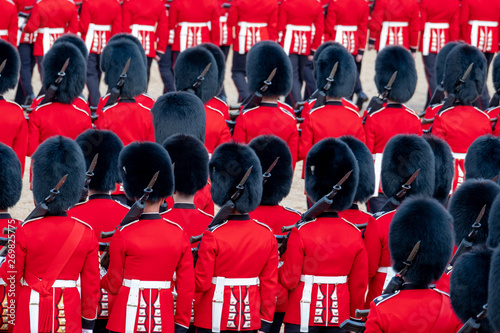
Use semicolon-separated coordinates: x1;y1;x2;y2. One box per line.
211;277;259;332
238;22;267;54
373;153;383;196
334;25;358;53
299;274;347;332
85;23;112;52
452;153;466;160
0;30;7;36
123;279;171;333
283;24;312;55
469;20;498;51
179;22;210;28
130;24;156;35
380;21;409;50
377;267;397;292
422;22;449;56
179;21;210;52
38;27;65;55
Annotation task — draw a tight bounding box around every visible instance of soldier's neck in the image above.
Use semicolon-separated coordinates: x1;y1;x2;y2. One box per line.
88;190;111;196
0;210;7;213
261;96;279;103
387;99;400;104
173;192;195;204
143;200;164;214
326;97;342;102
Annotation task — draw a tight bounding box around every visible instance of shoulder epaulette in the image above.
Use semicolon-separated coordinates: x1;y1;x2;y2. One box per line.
309;105;326;114
340;217;361;231
120;219;140;231
241;106;259;114
4;99;22;109
297;218;316;230
211;220;228;232
206;105;225;117
278;106;296;120
282;206;301;216
137;103;152;111
214;96;228;106
72;104;90;116
373;291;400;306
252;219;272;232
21;216;44;226
72;200;88;207
372;210;396;220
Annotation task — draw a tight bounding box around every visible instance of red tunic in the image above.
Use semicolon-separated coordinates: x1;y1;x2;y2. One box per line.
194;214;279;331
16;0;37;44
218;0;233;46
97;93;155;116
23;0;79;56
422;103;443;132
279;212;368;327
205;104;232;155
325;0;369;55
0;98;28;174
339;205;372;227
459;0;500;53
165;182;215;216
206;96;230;121
30;95;90;111
0;0;18;46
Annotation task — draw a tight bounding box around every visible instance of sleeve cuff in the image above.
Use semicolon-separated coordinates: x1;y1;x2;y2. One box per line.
358;49;365;56
82;317;95;330
369;38;375;46
260;319;273;332
175;323;189;333
409;46;417;53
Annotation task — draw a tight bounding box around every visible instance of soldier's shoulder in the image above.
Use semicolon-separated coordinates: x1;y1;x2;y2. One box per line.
252;219;273;233
282;205;302;217
373;291;401;306
71;217;93;230
372;209;396;220
162;217;184;230
340;217;361;232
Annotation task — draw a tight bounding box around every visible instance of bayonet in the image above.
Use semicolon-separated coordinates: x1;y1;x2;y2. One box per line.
79;154;99;202
384;240;421;294
241;68;277;111
0;59;7;76
262;157;279;185
191;63;212;90
104;58;132;108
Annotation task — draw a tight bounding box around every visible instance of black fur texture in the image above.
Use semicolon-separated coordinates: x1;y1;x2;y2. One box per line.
435;42;461;86
53;34;88;59
75;129;123;193
0;143;22;210
162;134;209;196
443;44;487;104
119;142;174;201
423;135;454;204
487;193;500;248
381;134;435;199
0;40;20;94
488;247;500;332
199;43;226;94
315;43;356;98
375;46;417;103
389;197;454;285
209;142;263;213
42;42;86;104
246;41;292;97
313;41;336;64
493;54;500;92
106;33;147;67
248;135;293;206
465;135;500;181
305;138;359;211
151;92;206;144
32;136;86;214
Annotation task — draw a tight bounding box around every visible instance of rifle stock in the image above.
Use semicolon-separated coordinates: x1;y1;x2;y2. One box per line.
340;319;366;333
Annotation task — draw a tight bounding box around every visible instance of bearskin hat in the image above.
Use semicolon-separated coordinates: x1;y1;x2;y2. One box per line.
305;138;359;211
423;135;454;204
315;43;357;98
435;42;461;86
443;44;487;104
75;129;123;193
199;43;226;94
465;135;500;181
106;33;147;67
374;45;417;103
487;194;500;248
248;135;293;206
0;40;20;95
174;46;219;104
313;41;336;64
0;143;22;210
32;136;86;214
101;39;147;98
381;134;435;200
389;197;454;285
448;179;500;246
210;142;263;213
119;142;174;202
246;41;292;97
151;92;206;144
488;247;500;332
42;42;86;104
162;134;209;196
493;54;500;92
53;34;88;59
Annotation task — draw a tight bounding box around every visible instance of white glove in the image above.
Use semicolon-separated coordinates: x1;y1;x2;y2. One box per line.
82;329;93;333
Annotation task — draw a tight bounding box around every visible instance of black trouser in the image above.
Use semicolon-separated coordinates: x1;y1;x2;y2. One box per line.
147;57;153;85
477;52;495;110
422;53;438;109
14;43;36;105
302;58;316;101
94;319;109;333
284;323;345;333
87;53;102;107
269;312;285;333
286;54;310;107
158;45;175;93
353;54;363;95
232;51;249;102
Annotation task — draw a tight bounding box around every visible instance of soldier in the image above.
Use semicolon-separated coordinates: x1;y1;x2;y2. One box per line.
488;247;500;333
423;135;454;206
157;0;175;94
233;41;299;167
0;0;17;46
464;135;500;180
217;0;232;101
364;197;462;332
1;136;100;332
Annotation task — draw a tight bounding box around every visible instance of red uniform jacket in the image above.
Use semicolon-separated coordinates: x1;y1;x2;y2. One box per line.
422;103;443;132
27;102;92;156
368;0;419;51
101;213;195;332
277;0;324;55
166;183;215;215
79;0;122;55
205;104;232;154
459;0;500;53
97;93;155;115
194;215;279;331
23;0;79;56
1;214;100;332
206;96;230;120
339;204;372;227
487;106;500;136
419;0;460;55
364;287;463;333
218;0;232;46
169;0;220;52
16;0;37;44
233;103;299;166
30;94;91;111
227;0;278;54
0;0;18;46
122;0;169;56
0;98;28;174
325;0;369;55
298;100;365;162
434;245;457;294
94;99;155;146
279;212;368;326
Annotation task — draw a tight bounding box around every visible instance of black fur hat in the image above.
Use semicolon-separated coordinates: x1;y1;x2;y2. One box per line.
493;54;500;92
443;44;487;104
199;43;226;94
389;197;454;285
451;246;494;333
381;134;435;199
435;41;461;86
487;193;500;248
465;135;500;181
315;43;356;98
75;129;123;193
488;247;500;332
53;34;88;59
423;135;454;204
119;142;174;202
162;134;209;196
106;33;147;67
313;41;336;64
174;46;219;104
246;41;292;97
209;142;263;213
0;143;22;210
151;92;206;144
305;138;359;211
374;45;417;103
0;40;20;95
42;42;86;104
101;39;147;98
448;179;500;246
340;136;375;204
248;135;293;206
32;136;86;214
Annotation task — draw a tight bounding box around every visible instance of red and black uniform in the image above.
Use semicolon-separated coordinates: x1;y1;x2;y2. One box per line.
422;103;443;132
0;0;18;46
218;0;232;57
166;183;215;216
205;104;231;155
339;204;372;228
0;97;28;174
206;96;230;120
101;213;195;333
96;92;155;114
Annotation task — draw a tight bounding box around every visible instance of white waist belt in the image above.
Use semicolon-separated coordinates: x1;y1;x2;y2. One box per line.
37;27;65;34
123;279;171;333
211;277;259;332
452;153;466;160
469;20;498;50
0;30;8;36
373;153;383;196
38;27;65;55
179;21;210;52
422;22;450;55
179;21;210;28
238;22;268;54
283;24;312;55
469;20;499;27
130;24;156;36
380;21;409;50
300;274;347;332
85;23;112;51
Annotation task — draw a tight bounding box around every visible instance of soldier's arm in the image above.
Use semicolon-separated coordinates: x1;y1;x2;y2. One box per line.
458;0;469;41
276;0;288;36
156;1;169;53
78;0;91;36
287;123;299;168
174;232;195;332
278;228;304;290
324;0;337;41
121;0;132;33
110;1;122;37
22;2;40;33
297;113;313;162
363;216;383;281
449;2;460;42
100;230;126;295
231;114;247;143
194;230;217;293
362;114;375;152
0;224;26;284
13;113;28;175
357;0;369;55
80;230;100;330
431;114;446;141
408;1;419;52
364;301;384;333
258;234;278;332
267;2;278;41
67;4;79;34
209;4;220;46
348;238;369;319
8;6;18;46
311;3;324;51
27;111;41;157
217;114;232;148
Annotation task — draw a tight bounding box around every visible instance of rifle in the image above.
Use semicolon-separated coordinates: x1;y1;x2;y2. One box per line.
378;169;420;212
439;63;474;113
0;59;6;78
340;319;366;333
363;71;397;124
384;240;420;294
240;68;277;112
79;154;99;202
457;304;487;333
185;63;212;95
39;58;70;106
445;205;486;274
262;157;280;185
419;82;445;117
103;58;131;108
